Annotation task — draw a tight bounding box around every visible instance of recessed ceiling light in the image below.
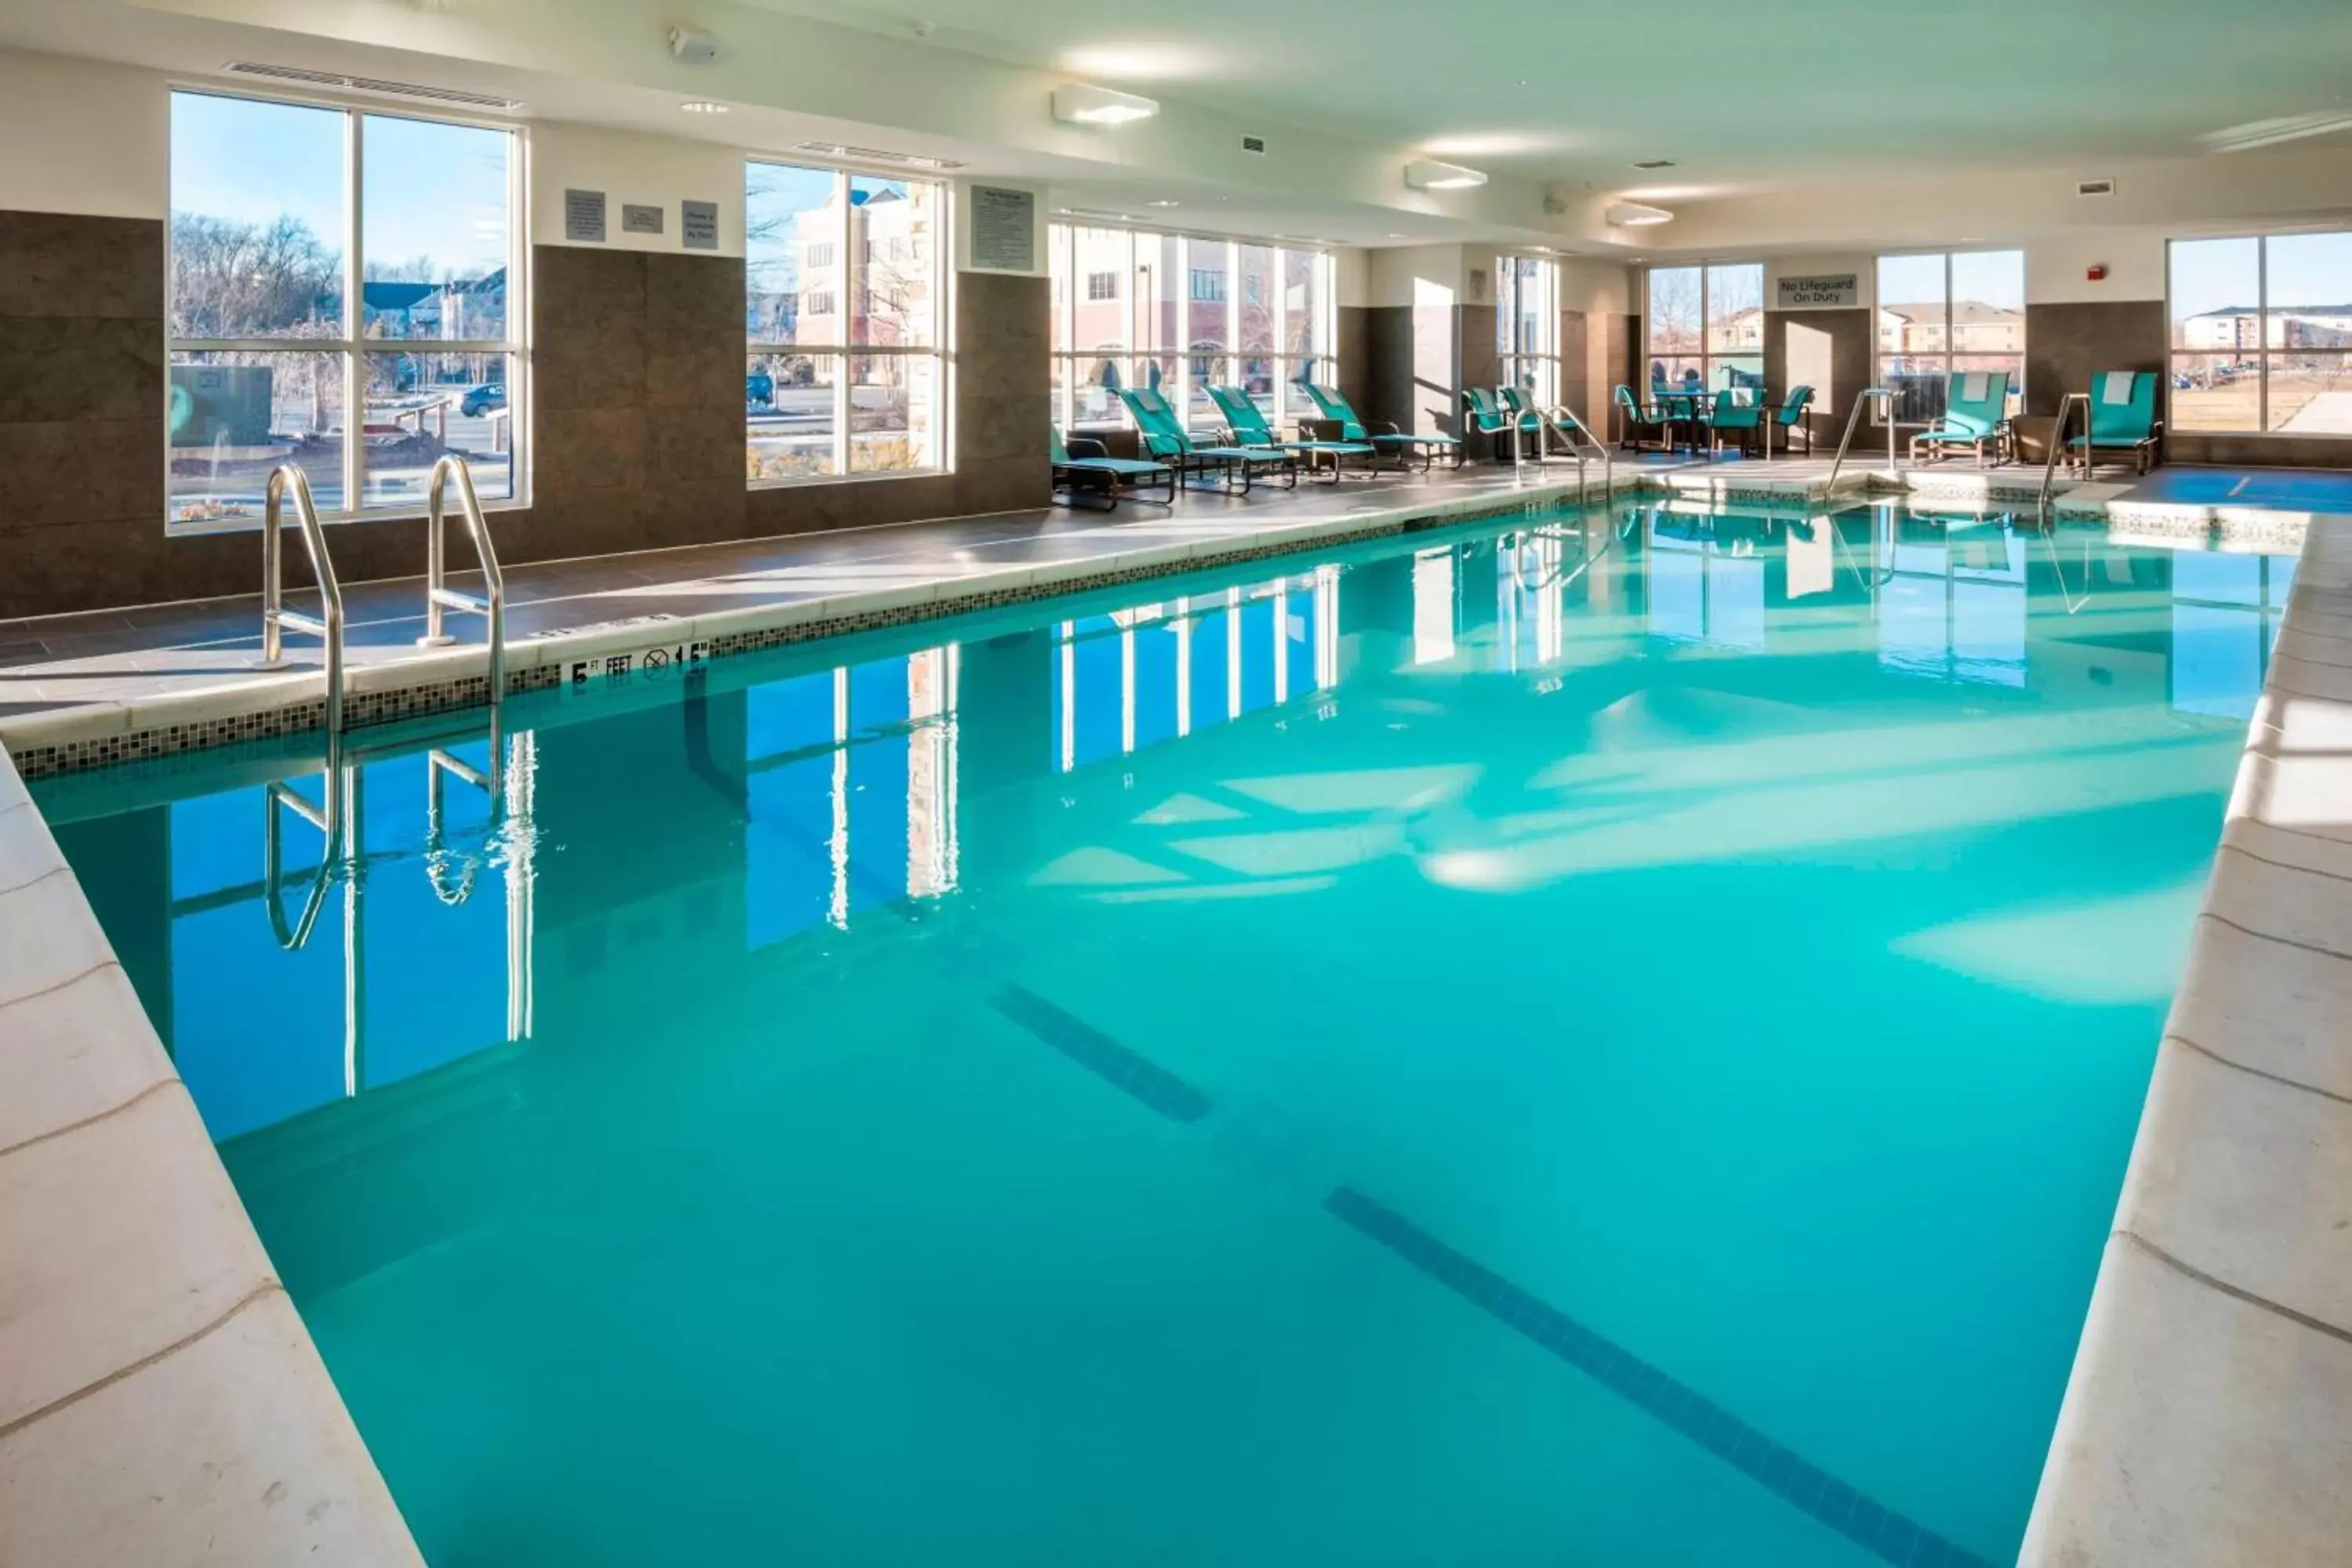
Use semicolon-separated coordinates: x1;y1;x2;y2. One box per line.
1405;158;1488;191
1147;199;1181;208
680;100;728;114
1606;200;1674;226
1052;83;1160;126
1633;158;1675;169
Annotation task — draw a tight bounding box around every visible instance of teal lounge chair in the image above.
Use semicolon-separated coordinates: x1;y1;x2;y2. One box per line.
1909;370;2012;466
1707;389;1764;458
2069;370;2162;477
1117;387;1296;494
1051;424;1174;509
1205;384;1377;484
1294;379;1461;471
1763;386;1815;457
1464;386;1544;463
1614;385;1674;452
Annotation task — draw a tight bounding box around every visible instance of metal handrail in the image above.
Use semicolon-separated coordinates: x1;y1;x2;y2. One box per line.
2040;392;2092;512
1823;387;1896;493
1544;405;1617;510
418;455;509;711
258;465;347;735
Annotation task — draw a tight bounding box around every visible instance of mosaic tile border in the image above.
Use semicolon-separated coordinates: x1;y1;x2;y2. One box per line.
6;499;1567;781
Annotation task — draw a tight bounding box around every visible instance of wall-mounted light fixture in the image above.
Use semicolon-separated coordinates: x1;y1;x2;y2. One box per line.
1605;201;1674;226
1404;158;1487;191
1053;84;1160;126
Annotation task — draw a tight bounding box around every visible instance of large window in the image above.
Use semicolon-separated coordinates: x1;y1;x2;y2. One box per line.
1875;250;2024;424
167;92;521;528
1645;263;1763;396
1497;255;1559;407
747;162;946;481
1048;224;1334;433
2171;232;2352;435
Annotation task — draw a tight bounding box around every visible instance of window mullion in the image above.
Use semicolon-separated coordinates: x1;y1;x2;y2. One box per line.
344;107;364;518
2259;236;2270;434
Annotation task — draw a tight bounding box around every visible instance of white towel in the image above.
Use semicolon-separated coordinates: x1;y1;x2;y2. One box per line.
1961;372;1991;402
2100;371;2137;405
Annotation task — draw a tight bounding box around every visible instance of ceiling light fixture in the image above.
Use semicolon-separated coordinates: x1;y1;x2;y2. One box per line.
1404;158;1487;191
1606;200;1674;226
1053;83;1160;126
1147;199;1181;208
679;100;728;114
792;140;966;170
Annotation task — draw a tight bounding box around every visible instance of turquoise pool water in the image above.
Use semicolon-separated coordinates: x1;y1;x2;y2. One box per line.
37;502;2292;1567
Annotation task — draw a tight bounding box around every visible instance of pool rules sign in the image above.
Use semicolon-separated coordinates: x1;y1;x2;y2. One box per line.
1776;273;1860;310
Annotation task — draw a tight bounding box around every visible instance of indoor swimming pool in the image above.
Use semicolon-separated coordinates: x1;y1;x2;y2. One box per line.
33;500;2294;1567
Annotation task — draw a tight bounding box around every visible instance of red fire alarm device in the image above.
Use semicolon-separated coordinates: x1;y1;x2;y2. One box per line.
2087;264;2109;282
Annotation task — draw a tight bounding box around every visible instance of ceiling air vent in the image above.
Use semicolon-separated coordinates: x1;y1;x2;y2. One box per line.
793;140;967;171
1241;135;1268;156
1633;159;1676;169
223;61;520;111
2076;177;2117;198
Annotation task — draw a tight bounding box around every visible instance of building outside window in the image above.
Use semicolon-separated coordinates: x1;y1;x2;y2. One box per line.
165;90;522;529
1875;250;2026;423
1497;254;1560;408
1086;271;1120;302
1049;224;1335;435
2170;231;2352;434
1644;262;1765;397
747;161;947;481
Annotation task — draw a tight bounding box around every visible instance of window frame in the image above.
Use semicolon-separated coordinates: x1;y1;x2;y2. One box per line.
746;157;953;488
1642;260;1766;397
1048;222;1337;435
164;85;528;535
1872;248;2027;426
1497;252;1562;408
2168;230;2352;437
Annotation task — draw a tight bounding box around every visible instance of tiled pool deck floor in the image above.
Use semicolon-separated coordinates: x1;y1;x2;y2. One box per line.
5;455;2352;1564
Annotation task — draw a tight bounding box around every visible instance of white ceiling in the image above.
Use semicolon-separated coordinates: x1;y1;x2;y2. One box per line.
742;0;2352;192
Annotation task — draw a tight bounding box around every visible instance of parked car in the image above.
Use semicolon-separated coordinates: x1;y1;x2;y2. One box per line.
459;383;506;417
746;371;775;407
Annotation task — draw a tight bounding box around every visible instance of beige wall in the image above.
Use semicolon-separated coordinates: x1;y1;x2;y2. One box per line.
0;52;165;219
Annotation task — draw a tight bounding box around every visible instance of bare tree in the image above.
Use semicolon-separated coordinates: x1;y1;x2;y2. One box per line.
169;213;339;339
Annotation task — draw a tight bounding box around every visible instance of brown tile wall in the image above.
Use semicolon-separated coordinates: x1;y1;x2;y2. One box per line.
2024;300;2166;416
0;213;1050;619
0;212;171;615
1334;305;1372;415
1760;307;1874;451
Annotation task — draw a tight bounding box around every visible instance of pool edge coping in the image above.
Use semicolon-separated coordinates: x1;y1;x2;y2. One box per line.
0;742;428;1566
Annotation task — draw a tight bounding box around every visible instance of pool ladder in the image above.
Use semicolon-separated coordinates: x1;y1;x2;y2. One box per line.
1821;387;1896;494
1500;392;1617;508
255;455;509;739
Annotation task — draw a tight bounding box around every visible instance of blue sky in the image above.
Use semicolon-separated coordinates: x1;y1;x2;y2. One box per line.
171;91;508;280
2172;231;2352;318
